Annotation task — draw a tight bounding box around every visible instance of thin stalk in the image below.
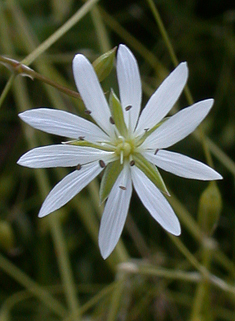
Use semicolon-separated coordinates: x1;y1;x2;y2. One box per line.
14;77;80;320
107;272;127;321
0;75;15;107
90;5;111;53
0;253;67;318
19;0;100;66
146;0;214;167
0;55;80;99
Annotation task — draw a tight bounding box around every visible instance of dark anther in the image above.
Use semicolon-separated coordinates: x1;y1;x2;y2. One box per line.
144;128;149;132
99;160;106;168
119;185;127;190
79;136;85;141
109;116;115;124
130;160;135;166
125;105;132;111
154;149;159;155
76;164;82;170
84;110;92;115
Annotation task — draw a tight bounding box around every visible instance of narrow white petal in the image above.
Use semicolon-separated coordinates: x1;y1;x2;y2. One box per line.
144;150;222;180
38;162;102;217
19;108;108;143
117;45;142;132
135;62;188;135
17;145;115;168
99;164;132;259
131;166;181;235
144;99;214;149
73;54;113;136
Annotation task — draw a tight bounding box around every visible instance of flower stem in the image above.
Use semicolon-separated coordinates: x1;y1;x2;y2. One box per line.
0;55;81;99
14;76;81;319
146;0;214;167
0;253;67;317
20;0;100;66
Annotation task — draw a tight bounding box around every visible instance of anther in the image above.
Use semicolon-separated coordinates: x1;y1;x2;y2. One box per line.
99;160;106;168
125;105;132;111
130;160;135;166
79;136;85;141
119;186;127;190
84;110;92;115
144;128;149;132
154;149;159;155
76;164;82;170
109;116;115;124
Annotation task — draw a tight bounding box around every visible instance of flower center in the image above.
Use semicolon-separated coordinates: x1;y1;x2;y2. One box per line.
115;137;134;164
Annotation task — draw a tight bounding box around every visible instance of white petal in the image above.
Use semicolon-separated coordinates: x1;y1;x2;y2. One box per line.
98;164;132;259
144;99;214;149
131;166;181;235
135;62;188;135
38;162;102;217
117;45;142;132
17;144;115;168
144;150;222;180
19;108;108;143
73;54;113;136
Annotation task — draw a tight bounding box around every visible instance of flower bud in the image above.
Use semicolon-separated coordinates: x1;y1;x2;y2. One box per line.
93;47;117;82
198;182;222;236
0;220;15;252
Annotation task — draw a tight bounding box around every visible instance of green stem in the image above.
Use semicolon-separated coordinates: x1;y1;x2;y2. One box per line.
0;253;67;317
14;76;80;319
107;272;127;321
0;55;80;99
20;0;100;65
0;75;15;107
146;0;214;167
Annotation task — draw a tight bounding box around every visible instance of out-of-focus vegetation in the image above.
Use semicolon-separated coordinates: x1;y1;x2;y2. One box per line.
0;0;235;320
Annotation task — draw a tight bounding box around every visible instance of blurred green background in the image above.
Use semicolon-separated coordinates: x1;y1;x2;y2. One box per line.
0;0;235;320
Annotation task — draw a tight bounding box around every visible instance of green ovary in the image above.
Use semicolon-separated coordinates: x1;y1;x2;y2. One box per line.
115;138;135;162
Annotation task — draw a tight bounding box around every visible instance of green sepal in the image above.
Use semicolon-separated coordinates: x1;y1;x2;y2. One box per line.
93;47;117;82
133;153;169;195
109;89;128;136
99;160;123;203
137;117;170;145
66;140;112;152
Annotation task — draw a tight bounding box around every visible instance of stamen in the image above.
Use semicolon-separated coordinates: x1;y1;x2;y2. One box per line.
119;186;126;190
130;160;135;166
120;151;124;164
76;164;82;170
125;105;132;111
99;160;106;168
109;116;115;124
84;110;92;115
144;128;149;132
154;149;159;155
79;136;85;141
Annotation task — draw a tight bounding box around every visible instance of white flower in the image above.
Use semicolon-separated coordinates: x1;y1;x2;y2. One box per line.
18;44;222;259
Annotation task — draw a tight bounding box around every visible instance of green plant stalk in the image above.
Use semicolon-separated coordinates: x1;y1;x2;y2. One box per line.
190;239;215;321
107;272;127;321
14;76;80;320
63;281;119;321
145;0;214;168
0;75;15;107
0;55;81;99
90;5;111;53
99;6;166;77
18;0;100;66
0;253;67;317
0;9;79;317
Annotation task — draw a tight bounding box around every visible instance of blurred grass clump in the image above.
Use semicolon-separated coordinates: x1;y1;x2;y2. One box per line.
0;0;235;320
